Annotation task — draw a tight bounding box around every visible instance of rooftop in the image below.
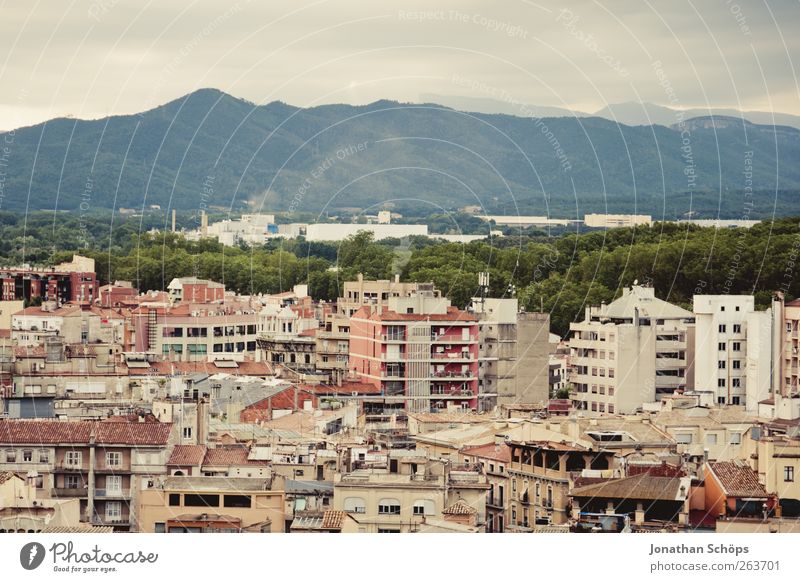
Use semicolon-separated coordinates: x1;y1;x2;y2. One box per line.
0;420;173;446
706;461;769;498
571;474;689;502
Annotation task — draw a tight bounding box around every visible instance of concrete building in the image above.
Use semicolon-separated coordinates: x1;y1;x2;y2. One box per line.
349;289;479;412
693;295;770;408
583;213;652;228
166;277;225;304
469;297;550;411
304;223;428;242
570;284;694;414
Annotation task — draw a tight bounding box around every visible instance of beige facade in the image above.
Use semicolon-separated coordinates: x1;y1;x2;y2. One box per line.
338;274;434;317
332;461;488;533
0;471;82;532
137;476;285;532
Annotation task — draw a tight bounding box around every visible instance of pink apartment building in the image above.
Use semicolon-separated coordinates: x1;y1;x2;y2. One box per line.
348;291;479;413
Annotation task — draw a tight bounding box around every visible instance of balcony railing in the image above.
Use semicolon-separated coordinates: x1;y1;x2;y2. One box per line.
51;488;87;498
95;488;131;499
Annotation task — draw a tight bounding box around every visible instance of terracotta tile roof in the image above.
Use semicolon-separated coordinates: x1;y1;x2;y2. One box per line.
0;420;172;446
461;442;511;463
707;461;769;498
167;445;207;466
203;446;268;467
571;474;687;502
321;509;345;530
442;500;478;515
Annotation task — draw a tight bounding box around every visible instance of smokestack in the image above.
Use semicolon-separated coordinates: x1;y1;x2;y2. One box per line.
171;209;176;233
201;211;208;238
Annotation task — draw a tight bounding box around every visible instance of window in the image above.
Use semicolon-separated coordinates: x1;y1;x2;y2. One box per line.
154;522;166;533
785;467;795;482
732;378;741;388
675;433;692;444
720;305;725;312
182;427;193;440
106;452;121;467
731;396;741;405
5;450;15;463
38;450;49;463
412;500;435;516
718;342;726;351
65;475;81;489
730;433;741;445
718;378;726;387
718;396;726;404
224;495;252;508
732;342;741;351
732;360;741;370
22;450;32;462
343;497;366;513
733;324;741;333
105;502;122;520
706;434;718;446
65;451;82;467
718;360;726;369
378;498;401;515
168;493;181;507
719;324;726;333
184;494;220;507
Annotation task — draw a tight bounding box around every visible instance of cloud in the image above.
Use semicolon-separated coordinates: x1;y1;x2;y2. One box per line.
0;0;797;130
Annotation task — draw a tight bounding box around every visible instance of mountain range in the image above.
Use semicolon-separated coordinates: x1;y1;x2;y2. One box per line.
421;93;800;129
1;88;798;219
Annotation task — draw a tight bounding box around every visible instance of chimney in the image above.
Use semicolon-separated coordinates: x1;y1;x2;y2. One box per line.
171;209;176;233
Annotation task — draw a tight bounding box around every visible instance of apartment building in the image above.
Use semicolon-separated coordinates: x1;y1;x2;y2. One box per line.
137;476;284;532
469;297;550;410
166;277;225;304
332;460;488;533
338;274;435;317
0;419;173;531
461;442;511;532
745;434;800;517
349;289;479;412
132;299;261;362
506;435;615;529
0;471;83;533
11;303;126;347
315;313;350;385
570;284;694;414
0;255;97;304
694;295;759;407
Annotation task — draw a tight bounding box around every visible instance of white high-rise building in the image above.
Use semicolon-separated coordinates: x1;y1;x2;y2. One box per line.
693;296;754;406
570;284;694;414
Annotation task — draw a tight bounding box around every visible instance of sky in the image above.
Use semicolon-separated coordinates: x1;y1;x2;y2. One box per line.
0;0;798;130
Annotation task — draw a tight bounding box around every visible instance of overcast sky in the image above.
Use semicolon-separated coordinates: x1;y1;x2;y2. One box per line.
0;0;798;129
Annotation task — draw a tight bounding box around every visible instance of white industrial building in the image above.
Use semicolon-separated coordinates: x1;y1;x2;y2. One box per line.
304;223;428;241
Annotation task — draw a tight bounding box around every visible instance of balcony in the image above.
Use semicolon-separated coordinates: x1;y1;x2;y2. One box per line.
54;463;87;472
381;334;406;343
91;517;130;528
431;352;472;361
431;335;476;344
431;370;474;379
95;488;131;500
51;488;87;498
